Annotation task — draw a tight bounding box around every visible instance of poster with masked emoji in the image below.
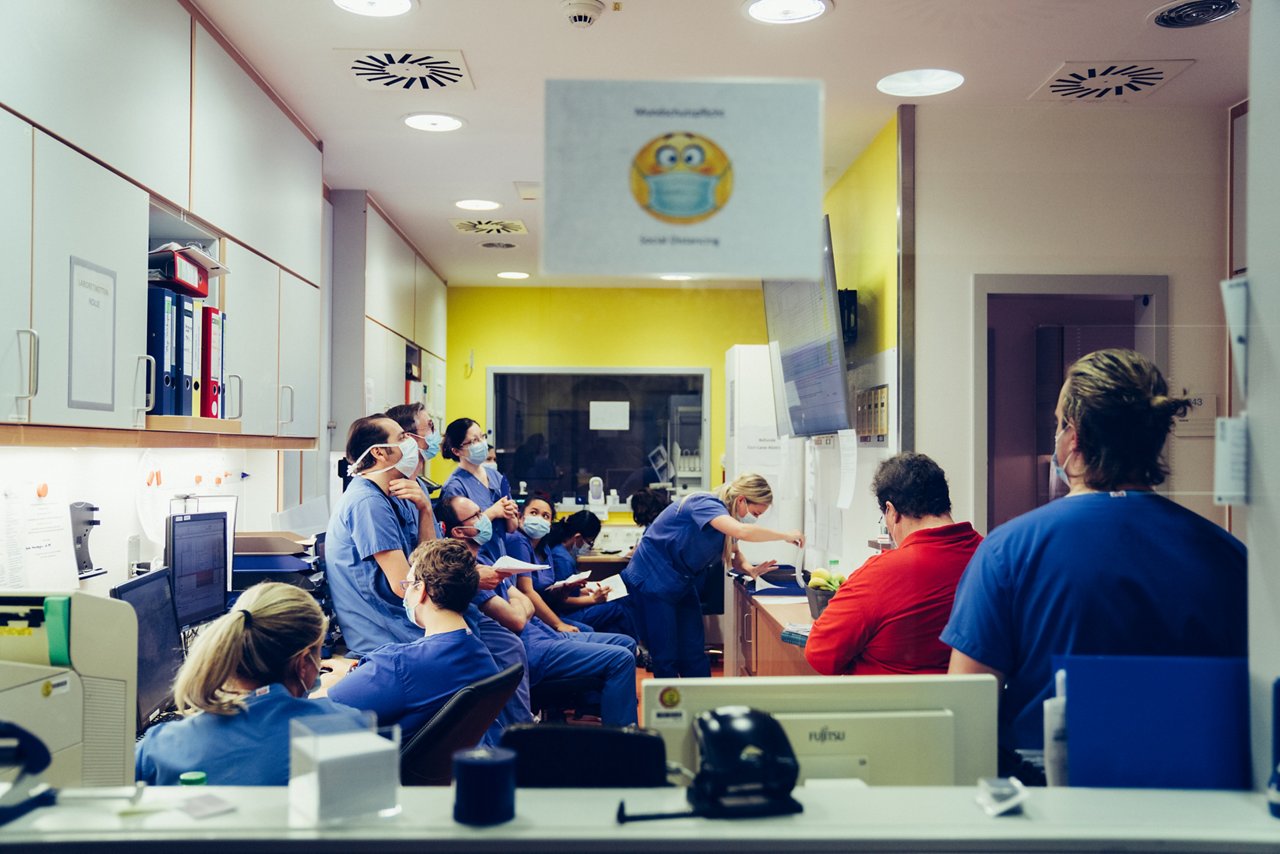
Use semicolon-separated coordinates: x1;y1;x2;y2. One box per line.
543;79;822;280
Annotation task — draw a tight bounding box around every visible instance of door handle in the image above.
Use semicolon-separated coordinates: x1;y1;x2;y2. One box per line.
15;328;39;402
279;384;296;426
226;373;244;420
140;354;156;415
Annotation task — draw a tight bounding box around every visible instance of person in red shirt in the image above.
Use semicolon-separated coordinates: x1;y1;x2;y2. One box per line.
805;453;982;676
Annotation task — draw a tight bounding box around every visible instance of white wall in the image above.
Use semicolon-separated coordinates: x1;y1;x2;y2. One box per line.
1246;0;1280;790
914;106;1229;531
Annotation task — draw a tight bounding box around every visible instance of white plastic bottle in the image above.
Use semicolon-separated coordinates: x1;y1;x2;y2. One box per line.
1043;668;1069;786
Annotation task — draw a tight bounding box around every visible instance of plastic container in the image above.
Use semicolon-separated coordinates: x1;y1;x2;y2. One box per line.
806;585;835;620
1043;668;1068;786
178;771;207;786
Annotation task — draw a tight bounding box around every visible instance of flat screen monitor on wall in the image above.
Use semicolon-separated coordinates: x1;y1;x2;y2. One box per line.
762;216;851;437
642;674;999;786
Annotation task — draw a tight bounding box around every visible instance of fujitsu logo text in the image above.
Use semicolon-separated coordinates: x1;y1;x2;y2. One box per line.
808;726;845;744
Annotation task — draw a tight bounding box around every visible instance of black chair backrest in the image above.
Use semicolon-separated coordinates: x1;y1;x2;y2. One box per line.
399;662;524;786
498;723;671;787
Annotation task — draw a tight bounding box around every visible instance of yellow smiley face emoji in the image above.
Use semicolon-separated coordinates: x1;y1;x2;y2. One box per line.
630;131;733;225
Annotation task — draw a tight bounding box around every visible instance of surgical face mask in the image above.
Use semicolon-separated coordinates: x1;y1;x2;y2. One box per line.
1051;429;1072;488
645;172;719;219
422;432;442;460
403;590;423;629
737;499;759;525
481;461;499;472
465;439;490;466
570;540;589;558
302;654;323;695
466;513;493;546
351;436;419;478
522;515;551;540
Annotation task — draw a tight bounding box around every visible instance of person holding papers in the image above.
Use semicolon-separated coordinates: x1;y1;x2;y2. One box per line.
502;495;593;633
805;453;981;676
440;494;638;727
541;508;639;640
621;474;803;678
328;540;503;745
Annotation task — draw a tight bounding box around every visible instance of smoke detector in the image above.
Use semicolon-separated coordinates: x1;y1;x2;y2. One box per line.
563;0;604;27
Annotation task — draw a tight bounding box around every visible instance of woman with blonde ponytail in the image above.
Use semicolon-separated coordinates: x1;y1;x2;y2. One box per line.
620;474;803;678
135;582;365;785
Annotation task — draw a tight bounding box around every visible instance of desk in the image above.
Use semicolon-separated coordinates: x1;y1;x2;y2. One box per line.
734;582;816;677
3;782;1279;851
575;552;629;580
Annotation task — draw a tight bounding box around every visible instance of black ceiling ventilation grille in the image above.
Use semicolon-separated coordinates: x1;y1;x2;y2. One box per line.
1030;60;1194;103
451;219;528;235
343;50;473;91
1154;0;1241;29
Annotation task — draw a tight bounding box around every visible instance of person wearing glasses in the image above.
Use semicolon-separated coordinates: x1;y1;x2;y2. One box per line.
440;417;520;536
621;473;804;678
327;539;502;744
386;402;443;490
325;414;437;657
943;349;1247;772
440;494;639;727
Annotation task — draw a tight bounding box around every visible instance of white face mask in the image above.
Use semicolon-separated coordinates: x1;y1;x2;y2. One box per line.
481;460;499;472
738;500;759;525
351;436;419;478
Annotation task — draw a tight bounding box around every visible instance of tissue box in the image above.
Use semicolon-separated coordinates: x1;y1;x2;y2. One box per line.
289;714;399;824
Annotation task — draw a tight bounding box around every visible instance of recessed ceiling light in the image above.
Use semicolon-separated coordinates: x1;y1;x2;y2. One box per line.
497;272;529;280
876;69;965;98
479;241;517;250
660;274;693;281
744;0;831;24
403;113;464;132
333;0;415;17
456;199;501;211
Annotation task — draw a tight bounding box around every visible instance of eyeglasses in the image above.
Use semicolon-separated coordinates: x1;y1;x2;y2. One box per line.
459;509;483;527
460;435;486;449
398;578;422;592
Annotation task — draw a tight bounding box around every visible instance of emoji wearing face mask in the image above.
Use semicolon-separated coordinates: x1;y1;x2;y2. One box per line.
630;131;733;225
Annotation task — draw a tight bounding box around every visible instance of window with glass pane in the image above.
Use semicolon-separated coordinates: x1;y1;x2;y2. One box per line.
490;369;708;503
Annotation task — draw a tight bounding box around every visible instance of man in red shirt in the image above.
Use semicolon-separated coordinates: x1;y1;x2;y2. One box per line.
805;453;982;676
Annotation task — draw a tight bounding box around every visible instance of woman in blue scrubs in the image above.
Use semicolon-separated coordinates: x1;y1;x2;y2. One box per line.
440;417;519;535
502;495;589;632
135;583;365;786
621;474;804;678
543;510;639;639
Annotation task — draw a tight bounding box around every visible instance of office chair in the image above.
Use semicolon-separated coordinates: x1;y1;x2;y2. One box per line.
529;676;603;723
499;723;671;787
399;662;524;787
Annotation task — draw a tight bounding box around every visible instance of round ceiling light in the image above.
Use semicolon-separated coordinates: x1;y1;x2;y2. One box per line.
333;0;415;17
456;199;501;211
480;241;517;250
497;271;529;280
876;69;965;97
744;0;831;24
403;113;464;132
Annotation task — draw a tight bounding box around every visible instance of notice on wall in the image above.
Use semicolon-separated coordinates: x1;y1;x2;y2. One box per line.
68;256;117;411
544;79;823;279
589;400;630;431
0;484;78;591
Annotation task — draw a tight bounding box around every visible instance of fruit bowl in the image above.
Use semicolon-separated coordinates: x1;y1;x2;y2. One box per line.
806;584;836;620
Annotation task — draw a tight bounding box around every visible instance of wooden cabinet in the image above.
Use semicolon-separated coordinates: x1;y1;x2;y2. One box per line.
222;241;280;436
0;110;33;423
278;272;321;438
414;256;446;359
364;319;408;415
733;587;818;678
30;132;149;429
735;583;757;676
365;209;416;341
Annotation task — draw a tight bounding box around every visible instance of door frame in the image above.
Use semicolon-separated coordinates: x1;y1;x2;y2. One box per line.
971;274;1169;533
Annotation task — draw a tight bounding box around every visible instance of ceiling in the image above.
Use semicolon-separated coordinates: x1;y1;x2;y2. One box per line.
192;0;1250;288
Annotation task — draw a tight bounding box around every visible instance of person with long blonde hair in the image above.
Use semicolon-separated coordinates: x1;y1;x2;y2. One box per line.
135;582;365;785
620;474;803;677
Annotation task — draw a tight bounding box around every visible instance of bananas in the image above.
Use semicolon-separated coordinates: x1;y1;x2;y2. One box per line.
807;568;845;592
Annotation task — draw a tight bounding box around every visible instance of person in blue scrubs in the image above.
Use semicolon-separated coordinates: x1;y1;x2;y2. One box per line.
621;474;804;678
943;348;1247;765
325;414;437;656
328;539;502;744
500;495;592;633
542;509;639;640
440;495;639;726
440;417;519;536
386;402;444;535
136;583;366;786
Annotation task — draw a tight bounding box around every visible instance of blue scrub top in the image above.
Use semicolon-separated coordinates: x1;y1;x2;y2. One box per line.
506;530;554;590
548;543;578;583
135;685;366;786
325;476;421;656
327;628;500;739
441;466;511;513
622;493;728;601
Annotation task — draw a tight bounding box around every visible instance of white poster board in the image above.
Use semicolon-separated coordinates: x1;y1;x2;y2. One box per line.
544;79;823;279
589;400;630;431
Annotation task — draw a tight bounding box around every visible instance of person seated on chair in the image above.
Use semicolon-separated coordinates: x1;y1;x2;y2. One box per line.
439;494;639;727
136;583;366;786
538;507;639;641
328;539;502;744
942;348;1246;768
501;494;596;635
804;453;982;676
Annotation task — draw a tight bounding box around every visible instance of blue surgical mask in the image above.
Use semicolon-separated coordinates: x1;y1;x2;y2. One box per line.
466;440;490;466
470;514;493;546
645;172;719;219
570;542;589;558
423;432;442;460
522;516;551;540
1052;430;1072;488
403;591;422;629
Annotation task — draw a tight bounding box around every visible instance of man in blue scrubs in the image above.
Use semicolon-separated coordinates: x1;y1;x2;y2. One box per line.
328;539;503;744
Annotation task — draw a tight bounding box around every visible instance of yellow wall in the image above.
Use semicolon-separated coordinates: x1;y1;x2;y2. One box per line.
436;286;767;488
823;116;898;360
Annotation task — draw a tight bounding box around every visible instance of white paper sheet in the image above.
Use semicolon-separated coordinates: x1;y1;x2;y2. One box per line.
68;256;116;411
6;485;78;590
589;401;630;431
492;555;550;574
835;429;859;510
544;570;590;593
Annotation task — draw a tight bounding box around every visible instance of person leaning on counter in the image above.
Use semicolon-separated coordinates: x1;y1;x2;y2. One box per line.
804;453;982;676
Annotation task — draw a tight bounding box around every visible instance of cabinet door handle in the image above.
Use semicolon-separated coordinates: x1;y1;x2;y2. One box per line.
279;384;295;426
140;354;156;414
226;373;244;420
15;329;39;402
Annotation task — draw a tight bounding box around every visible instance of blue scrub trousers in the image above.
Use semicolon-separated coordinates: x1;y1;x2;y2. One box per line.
468;608;534;744
632;586;710;678
530;635;638;727
567;599;640;640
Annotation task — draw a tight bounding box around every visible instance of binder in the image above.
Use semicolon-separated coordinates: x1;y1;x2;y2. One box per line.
201;305;224;418
176;294;195;416
145;286;177;415
191;298;204;417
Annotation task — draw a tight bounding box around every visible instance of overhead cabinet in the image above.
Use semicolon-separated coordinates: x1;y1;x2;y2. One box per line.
0;110;33;423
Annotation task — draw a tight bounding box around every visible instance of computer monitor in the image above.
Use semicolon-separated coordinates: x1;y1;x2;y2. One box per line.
166;512;229;629
642;674;998;786
110;569;184;733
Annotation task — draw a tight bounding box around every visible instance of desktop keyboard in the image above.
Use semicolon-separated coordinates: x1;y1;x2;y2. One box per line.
135;710;184;741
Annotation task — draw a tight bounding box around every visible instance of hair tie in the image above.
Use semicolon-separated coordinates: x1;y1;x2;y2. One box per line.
238;609;254;629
